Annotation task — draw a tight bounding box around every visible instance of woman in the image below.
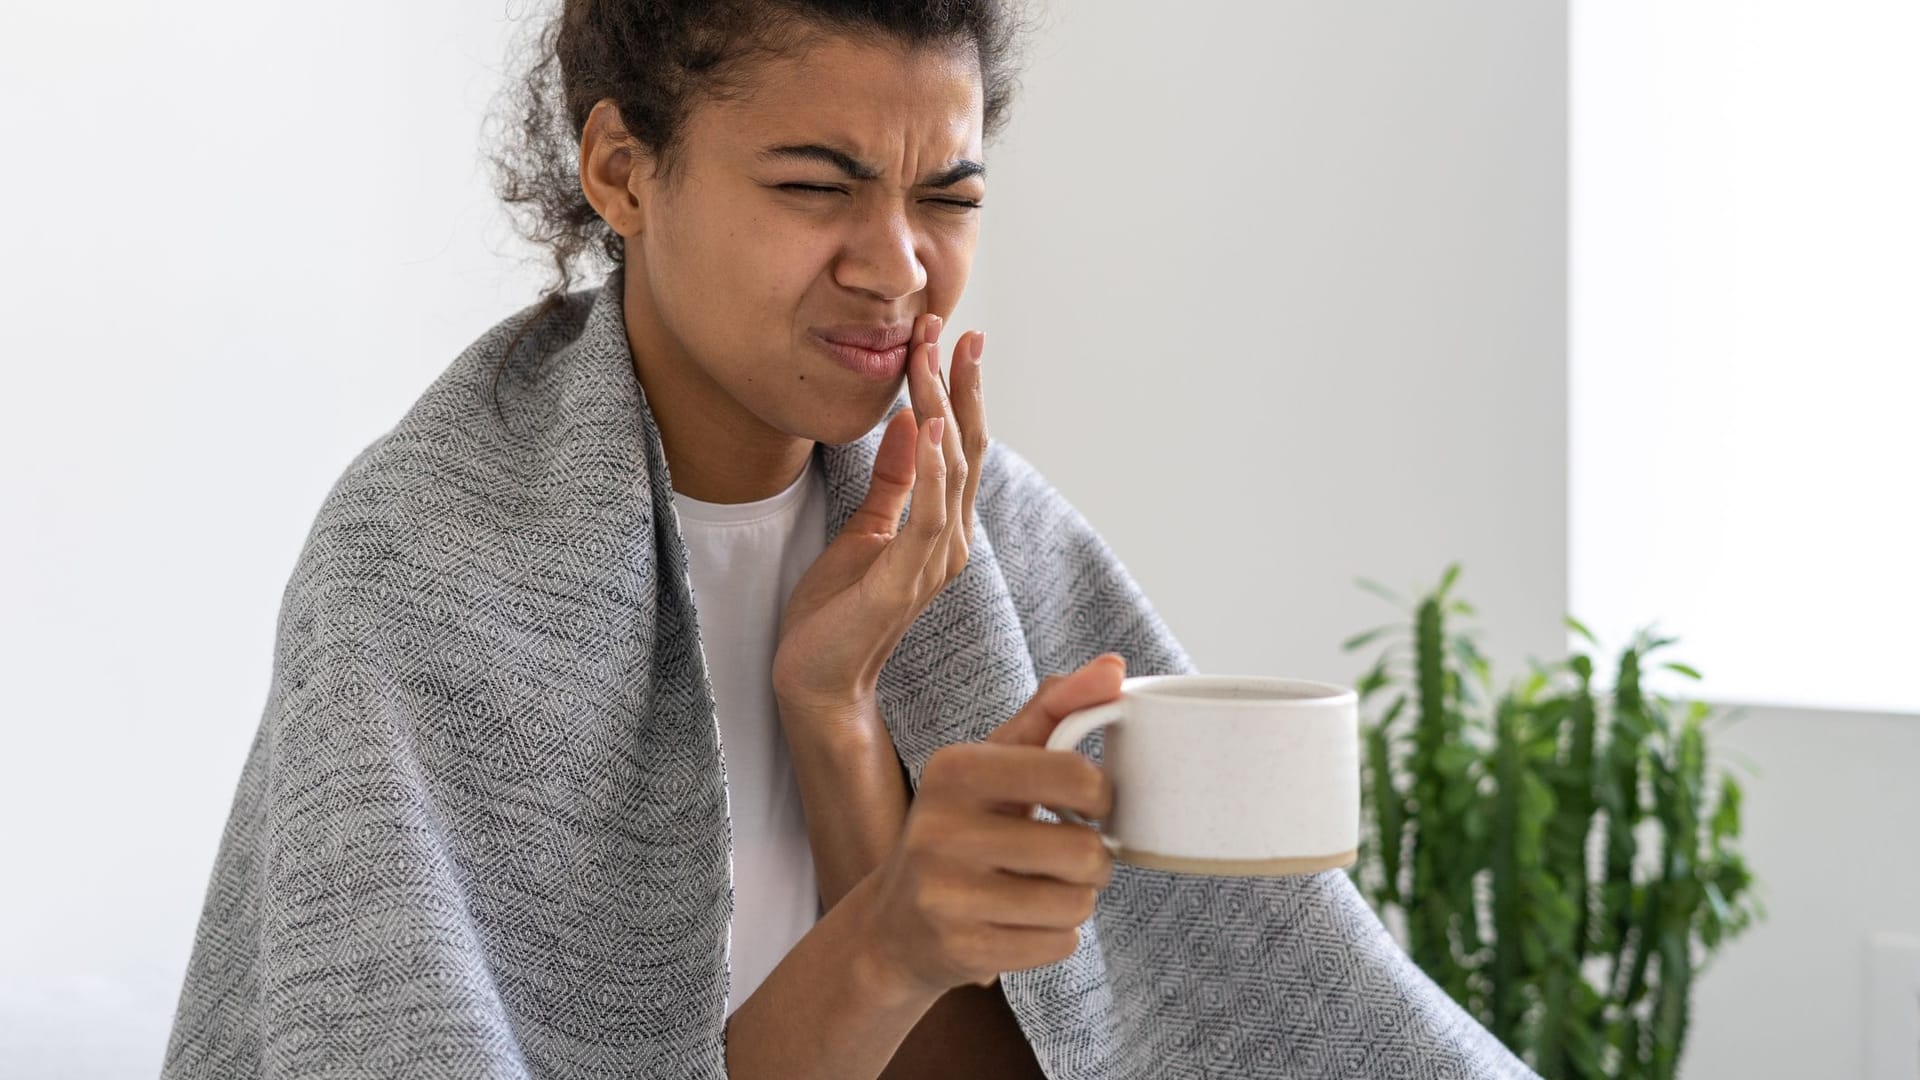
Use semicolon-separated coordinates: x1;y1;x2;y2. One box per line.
164;2;1534;1078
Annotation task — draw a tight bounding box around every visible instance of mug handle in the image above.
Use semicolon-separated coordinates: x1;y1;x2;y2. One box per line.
1037;700;1127;853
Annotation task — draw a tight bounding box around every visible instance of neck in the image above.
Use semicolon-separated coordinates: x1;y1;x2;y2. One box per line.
619;276;814;504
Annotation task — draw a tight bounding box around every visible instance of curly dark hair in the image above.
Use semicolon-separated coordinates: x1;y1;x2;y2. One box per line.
482;0;1033;382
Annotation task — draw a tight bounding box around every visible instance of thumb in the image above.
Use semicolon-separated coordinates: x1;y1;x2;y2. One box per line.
987;653;1127;748
843;408;919;537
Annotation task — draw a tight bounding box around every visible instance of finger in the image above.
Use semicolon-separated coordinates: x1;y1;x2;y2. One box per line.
950;868;1101;930
986;654;1127;748
949;331;987;549
845;309;932;538
917;321;963;516
947;813;1115;887
918;319;960;459
906;311;932;383
970;925;1083;985
844;408;919;537
927;742;1114;823
935;332;968;574
907;314;946;433
870;413;949;599
903;320;965;589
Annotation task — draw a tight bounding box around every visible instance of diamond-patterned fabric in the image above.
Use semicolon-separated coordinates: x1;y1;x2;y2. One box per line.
162;267;1537;1079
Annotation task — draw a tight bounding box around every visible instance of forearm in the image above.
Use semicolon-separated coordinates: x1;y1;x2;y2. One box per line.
725;874;941;1080
781;715;909;911
779;706;1048;1080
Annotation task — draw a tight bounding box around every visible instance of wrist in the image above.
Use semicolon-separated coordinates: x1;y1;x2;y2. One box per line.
779;701;912;911
775;688;884;738
842;873;945;1014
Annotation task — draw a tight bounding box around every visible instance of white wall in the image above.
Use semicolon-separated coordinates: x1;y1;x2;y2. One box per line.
1569;0;1920;717
1684;704;1920;1080
974;0;1569;710
0;4;550;1076
3;1;1906;1078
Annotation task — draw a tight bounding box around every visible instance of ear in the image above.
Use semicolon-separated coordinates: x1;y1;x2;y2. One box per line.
578;98;654;238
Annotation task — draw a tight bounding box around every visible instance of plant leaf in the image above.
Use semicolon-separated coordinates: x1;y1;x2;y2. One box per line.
1664;662;1704;680
1355;660;1392;700
1356;577;1406;607
1343;625;1398;652
1637;628;1680;653
1565;614;1599;646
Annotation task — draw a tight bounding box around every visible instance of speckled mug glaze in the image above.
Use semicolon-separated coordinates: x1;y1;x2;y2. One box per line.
1042;674;1359;876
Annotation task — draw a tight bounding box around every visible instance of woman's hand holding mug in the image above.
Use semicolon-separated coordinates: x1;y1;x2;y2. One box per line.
851;654;1128;997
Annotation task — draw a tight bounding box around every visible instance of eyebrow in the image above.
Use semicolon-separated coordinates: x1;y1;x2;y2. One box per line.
756;143;986;187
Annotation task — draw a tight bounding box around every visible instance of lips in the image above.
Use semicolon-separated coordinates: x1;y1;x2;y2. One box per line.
815;323;912;351
811;321;916;381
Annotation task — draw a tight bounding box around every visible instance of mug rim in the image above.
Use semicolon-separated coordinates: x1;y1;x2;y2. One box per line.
1119;673;1357;706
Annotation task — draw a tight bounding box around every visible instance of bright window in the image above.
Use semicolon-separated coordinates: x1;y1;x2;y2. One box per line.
1571;0;1920;715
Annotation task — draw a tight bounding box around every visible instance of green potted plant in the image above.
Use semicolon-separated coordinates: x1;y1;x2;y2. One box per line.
1343;563;1762;1080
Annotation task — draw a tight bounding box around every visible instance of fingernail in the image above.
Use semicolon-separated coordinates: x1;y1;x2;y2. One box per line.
929;315;944;344
929;417;945;443
973;332;985;364
925;341;940;379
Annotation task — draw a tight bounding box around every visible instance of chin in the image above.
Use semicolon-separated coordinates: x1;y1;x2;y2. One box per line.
804;393;900;446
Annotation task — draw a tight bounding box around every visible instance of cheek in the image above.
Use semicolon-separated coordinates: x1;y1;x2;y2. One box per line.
745;226;836;326
922;225;979;310
655;208;822;357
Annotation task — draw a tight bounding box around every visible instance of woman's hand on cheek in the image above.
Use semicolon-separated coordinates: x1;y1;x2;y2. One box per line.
771;312;989;730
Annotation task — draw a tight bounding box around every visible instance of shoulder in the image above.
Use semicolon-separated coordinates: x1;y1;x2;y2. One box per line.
278;343;519;632
977;438;1076;529
971;436;1197;679
977;438;1069;545
271;430;426;659
294;423;447;591
974;436;1114;565
295;285;601;580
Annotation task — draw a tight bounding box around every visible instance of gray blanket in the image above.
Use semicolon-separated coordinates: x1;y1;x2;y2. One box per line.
162;266;1536;1079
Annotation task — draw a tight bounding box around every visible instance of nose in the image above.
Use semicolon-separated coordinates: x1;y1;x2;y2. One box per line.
832;200;927;302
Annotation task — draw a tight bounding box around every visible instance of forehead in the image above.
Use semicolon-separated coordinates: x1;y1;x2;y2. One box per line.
697;31;984;158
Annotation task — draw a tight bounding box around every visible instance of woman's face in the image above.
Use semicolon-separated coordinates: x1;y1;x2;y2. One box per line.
603;31;986;447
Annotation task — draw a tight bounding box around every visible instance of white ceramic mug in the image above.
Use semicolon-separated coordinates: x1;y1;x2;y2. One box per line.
1040;674;1360;876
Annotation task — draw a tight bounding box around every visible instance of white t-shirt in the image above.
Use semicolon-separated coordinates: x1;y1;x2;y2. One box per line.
670;453;829;1019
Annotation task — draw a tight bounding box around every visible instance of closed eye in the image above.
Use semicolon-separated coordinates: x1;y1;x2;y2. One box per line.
777;183;982;210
